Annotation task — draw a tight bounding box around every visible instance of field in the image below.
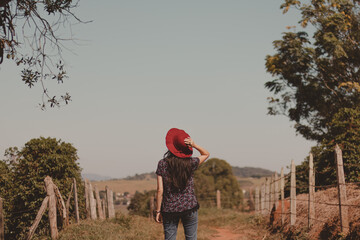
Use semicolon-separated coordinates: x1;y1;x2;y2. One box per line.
92;177;263;196
91;178;157;195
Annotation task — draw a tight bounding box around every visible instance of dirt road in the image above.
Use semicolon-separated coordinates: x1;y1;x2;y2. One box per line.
210;227;268;240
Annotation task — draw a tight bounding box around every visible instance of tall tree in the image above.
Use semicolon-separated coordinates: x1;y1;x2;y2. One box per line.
265;0;360;141
0;0;85;108
195;158;243;209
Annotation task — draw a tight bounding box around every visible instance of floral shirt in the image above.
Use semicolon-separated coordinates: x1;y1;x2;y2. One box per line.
156;157;200;213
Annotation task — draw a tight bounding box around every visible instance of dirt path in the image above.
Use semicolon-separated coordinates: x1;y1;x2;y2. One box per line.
210;227;267;240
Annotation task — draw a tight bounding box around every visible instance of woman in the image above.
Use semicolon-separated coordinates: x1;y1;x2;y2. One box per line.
155;128;210;240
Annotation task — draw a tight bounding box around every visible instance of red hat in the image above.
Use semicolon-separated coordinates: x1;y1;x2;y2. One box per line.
166;128;193;158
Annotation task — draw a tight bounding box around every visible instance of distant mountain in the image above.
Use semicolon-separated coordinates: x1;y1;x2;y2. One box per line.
231;166;274;178
85;166;273;182
122;167;273;180
124;172;156;180
82;173;112;181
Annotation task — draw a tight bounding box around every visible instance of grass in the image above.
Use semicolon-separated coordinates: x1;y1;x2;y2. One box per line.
58;208;284;240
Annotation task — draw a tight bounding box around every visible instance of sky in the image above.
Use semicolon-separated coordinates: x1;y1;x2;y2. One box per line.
0;0;315;178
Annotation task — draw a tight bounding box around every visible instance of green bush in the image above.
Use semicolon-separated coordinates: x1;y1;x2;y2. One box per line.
1;137;85;239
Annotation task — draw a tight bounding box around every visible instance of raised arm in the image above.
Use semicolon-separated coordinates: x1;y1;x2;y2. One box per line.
184;137;210;165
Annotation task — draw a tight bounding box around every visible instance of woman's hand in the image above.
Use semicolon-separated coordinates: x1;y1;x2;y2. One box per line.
184;137;194;147
155;212;162;223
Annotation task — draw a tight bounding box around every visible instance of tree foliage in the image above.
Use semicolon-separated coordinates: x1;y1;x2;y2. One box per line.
1;137;85;239
0;0;85;108
265;0;360;141
127;190;156;217
194;158;243;209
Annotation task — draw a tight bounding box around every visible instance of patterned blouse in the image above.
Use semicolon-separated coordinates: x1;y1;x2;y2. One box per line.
156;157;200;213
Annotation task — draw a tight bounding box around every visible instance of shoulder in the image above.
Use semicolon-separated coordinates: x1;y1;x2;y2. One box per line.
190;157;200;171
156;159;167;176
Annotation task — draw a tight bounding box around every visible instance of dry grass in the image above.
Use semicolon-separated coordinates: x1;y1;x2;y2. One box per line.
271;185;360;239
58;208;281;240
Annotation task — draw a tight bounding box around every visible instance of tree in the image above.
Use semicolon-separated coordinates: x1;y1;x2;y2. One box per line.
2;137;85;239
265;0;360;142
127;190;156;217
0;0;85;108
194;158;243;209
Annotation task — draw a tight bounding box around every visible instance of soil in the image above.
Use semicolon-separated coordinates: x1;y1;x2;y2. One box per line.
211;227;267;240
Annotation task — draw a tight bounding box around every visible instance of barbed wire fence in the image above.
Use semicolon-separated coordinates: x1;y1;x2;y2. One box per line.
0;177;117;240
253;144;359;236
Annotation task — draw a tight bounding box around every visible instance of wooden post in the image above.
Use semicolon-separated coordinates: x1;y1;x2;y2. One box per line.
216;190;221;209
106;186;115;219
149;196;154;220
290;160;296;226
27;197;49;240
261;183;265;215
84;179;90;219
280;167;285;226
270;175;274;213
255;187;259;214
94;185;105;220
88;181;97;220
335;145;349;234
53;184;67;227
265;178;270;214
308;153;315;229
0;197;4;240
274;172;279;211
73;178;80;223
45;176;58;239
65;183;74;223
249;188;254;211
102;199;106;218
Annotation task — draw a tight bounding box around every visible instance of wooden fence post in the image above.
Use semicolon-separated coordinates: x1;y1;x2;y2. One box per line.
261;183;265;215
84;179;90;219
45;176;58;239
280;167;285;226
274;172;279;211
88;181;97;220
249;188;254;211
73;178;80;223
65;183;74;224
0;197;4;240
270;175;274;212
308;153;315;229
53;184;67;227
290;160;296;226
95;185;105;220
265;178;270;215
27;197;49;240
255;187;259;214
106;186;115;219
335;144;349;234
216;190;221;209
102;199;106;218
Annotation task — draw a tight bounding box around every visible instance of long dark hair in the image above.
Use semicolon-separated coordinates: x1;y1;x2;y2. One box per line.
164;151;192;191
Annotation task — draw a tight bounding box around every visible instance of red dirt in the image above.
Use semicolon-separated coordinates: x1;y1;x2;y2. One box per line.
211;227;267;240
211;228;243;240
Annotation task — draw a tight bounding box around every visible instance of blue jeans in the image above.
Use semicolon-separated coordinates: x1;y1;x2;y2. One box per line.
163;210;198;240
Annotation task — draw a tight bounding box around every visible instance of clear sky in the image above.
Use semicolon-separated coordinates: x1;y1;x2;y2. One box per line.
0;0;315;178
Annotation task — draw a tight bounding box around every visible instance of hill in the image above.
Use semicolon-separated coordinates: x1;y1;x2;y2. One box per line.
121;166;274;180
232;166;274;178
